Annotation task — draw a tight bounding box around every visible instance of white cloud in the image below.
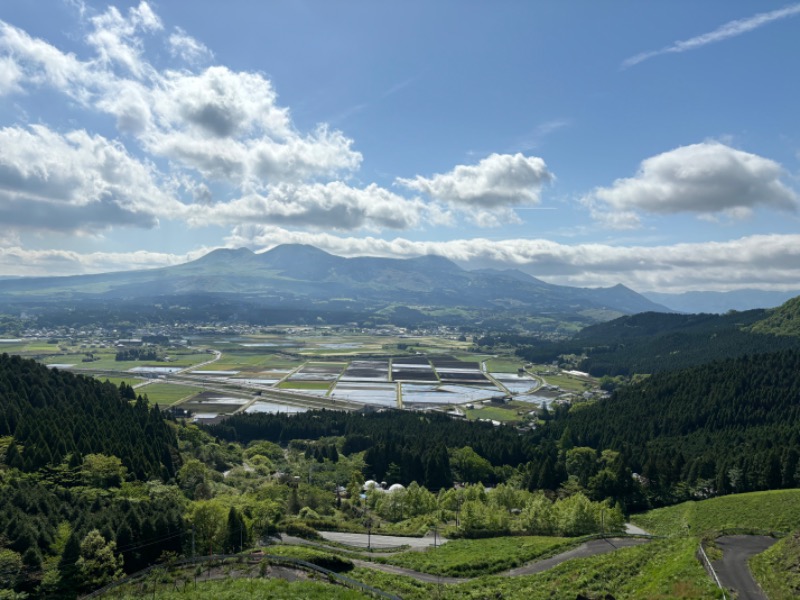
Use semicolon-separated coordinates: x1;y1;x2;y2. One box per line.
0;125;182;233
0;56;21;95
0;21;95;99
224;227;800;293
189;182;427;231
585;142;799;228
398;153;553;211
0;6;366;229
0;245;205;277
87;2;162;78
623;3;800;68
168;27;213;64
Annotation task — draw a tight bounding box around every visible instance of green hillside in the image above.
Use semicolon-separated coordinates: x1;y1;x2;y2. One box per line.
750;529;800;600
547;349;800;505
630;489;800;536
748;295;800;336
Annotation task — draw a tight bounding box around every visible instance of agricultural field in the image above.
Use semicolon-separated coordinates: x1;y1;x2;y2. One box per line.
16;328;597;418
136;382;200;406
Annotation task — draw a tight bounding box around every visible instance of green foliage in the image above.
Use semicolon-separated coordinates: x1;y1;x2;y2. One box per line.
0;353;179;480
264;545;354;572
76;529;124;592
748;296;800;337
547;350;800;505
80;454;127;488
106;577;370;599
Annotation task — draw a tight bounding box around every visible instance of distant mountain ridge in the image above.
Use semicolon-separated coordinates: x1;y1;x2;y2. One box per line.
644;289;800;314
0;244;670;326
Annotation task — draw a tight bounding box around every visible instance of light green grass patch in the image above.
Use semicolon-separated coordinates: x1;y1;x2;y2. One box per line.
484;358;524;373
544;373;594;392
464;405;523;423
138;383;199;406
630;489;800;536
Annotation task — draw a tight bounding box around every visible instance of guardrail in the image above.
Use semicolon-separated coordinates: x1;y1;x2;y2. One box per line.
80;552;401;600
697;544;727;600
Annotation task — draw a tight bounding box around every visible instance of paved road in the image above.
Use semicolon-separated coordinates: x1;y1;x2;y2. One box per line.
503;537;651;577
712;535;777;600
319;531;447;550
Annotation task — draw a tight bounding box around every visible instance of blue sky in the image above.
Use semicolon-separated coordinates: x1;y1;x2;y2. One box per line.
0;1;799;292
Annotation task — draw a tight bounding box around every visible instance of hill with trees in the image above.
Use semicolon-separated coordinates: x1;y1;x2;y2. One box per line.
508;298;800;375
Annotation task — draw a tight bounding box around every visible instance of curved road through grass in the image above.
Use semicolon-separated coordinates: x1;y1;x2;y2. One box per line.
712;535;778;600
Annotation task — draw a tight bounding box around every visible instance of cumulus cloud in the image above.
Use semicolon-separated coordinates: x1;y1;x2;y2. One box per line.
398;153;553;213
0;125;181;233
585;142;799;228
0;4;363;213
188;182;427;230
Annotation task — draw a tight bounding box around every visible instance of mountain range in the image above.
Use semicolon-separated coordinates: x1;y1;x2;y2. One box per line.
0;244;670;328
643;289;800;314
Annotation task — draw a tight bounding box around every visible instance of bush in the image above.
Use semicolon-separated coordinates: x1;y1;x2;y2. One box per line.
282;520;321;540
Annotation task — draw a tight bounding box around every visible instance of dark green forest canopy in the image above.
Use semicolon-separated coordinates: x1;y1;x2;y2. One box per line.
509;309;800;376
547;349;800;503
0;353;180;480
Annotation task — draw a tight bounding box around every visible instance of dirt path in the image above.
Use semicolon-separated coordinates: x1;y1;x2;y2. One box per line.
712;535;777;600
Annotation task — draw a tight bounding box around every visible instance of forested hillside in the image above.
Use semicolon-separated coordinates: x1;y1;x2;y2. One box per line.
207;409;551;490
0;353;179;479
0;354;185;597
547;349;800;505
510;306;800;375
748;296;800;336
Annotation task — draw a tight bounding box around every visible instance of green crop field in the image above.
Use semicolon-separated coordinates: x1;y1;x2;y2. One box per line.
630;489;800;536
137;382;200;406
484;357;524;373
543;372;594;392
464;405;524;423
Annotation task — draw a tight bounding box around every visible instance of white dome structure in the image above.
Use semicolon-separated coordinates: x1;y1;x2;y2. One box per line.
363;480;379;490
388;483;406;493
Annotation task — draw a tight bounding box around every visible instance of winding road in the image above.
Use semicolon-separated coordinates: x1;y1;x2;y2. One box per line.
712;535;777;600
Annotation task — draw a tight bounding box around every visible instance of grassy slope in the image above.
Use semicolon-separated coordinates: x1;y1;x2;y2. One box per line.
353;537;721;599
382;535;573;576
749;530;800;600
630;489;800;536
107;577;371;599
